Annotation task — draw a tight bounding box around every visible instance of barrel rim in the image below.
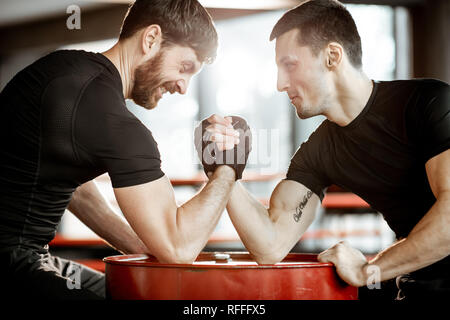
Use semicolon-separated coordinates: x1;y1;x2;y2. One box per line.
103;252;334;269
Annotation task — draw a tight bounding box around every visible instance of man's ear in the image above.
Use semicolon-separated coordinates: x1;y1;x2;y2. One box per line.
141;24;162;57
325;42;343;69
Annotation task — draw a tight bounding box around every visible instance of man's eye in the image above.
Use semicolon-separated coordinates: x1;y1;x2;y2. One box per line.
285;63;295;71
181;63;193;73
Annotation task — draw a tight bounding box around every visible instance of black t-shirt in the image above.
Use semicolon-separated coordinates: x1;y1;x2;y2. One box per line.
0;50;165;251
286;79;450;278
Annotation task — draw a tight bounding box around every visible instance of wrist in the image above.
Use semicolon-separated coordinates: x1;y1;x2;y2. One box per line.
136;239;150;254
358;262;371;287
212;165;236;181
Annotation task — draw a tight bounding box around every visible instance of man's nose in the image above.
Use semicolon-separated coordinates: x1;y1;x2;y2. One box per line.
277;71;289;92
176;77;190;95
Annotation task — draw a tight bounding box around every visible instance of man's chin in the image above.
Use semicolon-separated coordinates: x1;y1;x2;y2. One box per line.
132;96;160;110
295;106;314;120
296;112;310;120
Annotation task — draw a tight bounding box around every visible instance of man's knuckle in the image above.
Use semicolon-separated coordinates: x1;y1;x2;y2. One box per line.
336;241;346;248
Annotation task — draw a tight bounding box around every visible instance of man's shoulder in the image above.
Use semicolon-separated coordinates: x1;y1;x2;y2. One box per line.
380;78;449;113
409;78;449;89
304;119;333;143
41;62;123;114
377;78;449;96
293;119;332;159
33;50;119;88
373;79;448;123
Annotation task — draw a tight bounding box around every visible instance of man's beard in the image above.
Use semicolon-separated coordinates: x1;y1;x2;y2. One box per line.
130;50;165;110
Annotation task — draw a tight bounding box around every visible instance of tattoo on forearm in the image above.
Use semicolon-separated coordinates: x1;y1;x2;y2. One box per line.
293;191;313;222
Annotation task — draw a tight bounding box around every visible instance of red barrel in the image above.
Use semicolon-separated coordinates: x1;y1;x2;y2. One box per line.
104;252;357;300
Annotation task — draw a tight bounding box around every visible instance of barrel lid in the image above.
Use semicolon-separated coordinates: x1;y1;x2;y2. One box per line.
103;252;333;269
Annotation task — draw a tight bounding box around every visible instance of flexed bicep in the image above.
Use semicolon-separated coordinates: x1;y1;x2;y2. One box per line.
113;175;180;263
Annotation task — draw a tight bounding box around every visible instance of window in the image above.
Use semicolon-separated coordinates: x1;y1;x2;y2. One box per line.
348;4;396;81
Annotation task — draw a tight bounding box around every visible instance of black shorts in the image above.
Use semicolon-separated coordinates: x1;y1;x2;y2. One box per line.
0;247;105;300
396;273;450;301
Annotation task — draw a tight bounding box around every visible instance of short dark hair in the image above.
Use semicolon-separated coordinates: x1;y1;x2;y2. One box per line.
119;0;218;64
270;0;362;69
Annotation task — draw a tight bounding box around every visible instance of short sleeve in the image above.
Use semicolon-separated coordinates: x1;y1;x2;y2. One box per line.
285;126;331;201
420;85;450;161
74;76;165;188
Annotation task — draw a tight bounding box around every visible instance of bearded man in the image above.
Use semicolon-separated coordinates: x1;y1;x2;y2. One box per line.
0;0;248;299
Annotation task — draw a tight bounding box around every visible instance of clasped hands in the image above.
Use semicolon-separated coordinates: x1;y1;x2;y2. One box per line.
194;114;252;180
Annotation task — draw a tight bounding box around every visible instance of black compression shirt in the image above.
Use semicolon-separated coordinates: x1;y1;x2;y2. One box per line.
286;79;449;238
0;50;165;251
286;79;450;278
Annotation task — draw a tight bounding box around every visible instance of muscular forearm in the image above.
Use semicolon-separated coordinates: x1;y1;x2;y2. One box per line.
364;193;450;283
68;180;148;254
172;165;236;261
227;181;317;264
226;182;276;259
